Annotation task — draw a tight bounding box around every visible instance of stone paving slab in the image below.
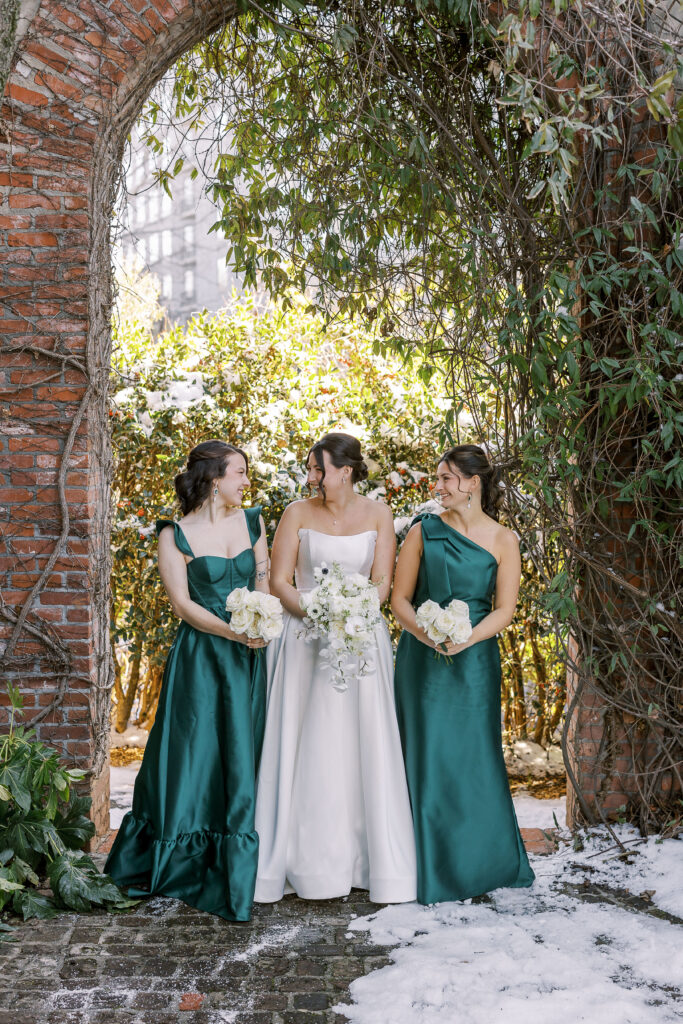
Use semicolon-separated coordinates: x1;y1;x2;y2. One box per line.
0;831;553;1023
0;889;391;1024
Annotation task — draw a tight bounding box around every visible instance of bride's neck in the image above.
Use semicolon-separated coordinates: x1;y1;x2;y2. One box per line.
322;491;355;515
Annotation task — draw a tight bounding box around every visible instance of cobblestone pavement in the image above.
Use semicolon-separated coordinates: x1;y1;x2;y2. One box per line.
0;888;393;1024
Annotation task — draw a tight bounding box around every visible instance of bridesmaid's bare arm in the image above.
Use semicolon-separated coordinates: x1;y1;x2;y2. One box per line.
269;503;306;618
158;527;265;647
390;524;459;655
370;502;397;605
253;514;270;595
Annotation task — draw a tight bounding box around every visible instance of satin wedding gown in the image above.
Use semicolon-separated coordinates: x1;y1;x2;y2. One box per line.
254;527;417;904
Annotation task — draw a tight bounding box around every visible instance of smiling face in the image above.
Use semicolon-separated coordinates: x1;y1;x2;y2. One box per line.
434;459;478;511
306;447;349;497
215;452;249;507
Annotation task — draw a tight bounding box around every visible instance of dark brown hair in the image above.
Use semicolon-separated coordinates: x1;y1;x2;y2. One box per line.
439;444;504;521
174;440;248;515
308;432;369;501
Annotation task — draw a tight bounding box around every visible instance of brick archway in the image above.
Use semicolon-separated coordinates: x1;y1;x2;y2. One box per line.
0;0;651;834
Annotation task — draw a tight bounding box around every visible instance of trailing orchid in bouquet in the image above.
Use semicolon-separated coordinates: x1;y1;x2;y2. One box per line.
225;588;284;642
415;598;472;655
299;561;382;692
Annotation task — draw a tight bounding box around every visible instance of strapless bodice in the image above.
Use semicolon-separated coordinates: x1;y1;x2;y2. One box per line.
295;528;377;592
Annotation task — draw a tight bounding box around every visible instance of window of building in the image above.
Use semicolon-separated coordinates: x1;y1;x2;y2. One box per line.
183;224;194;248
184;269;195;297
161;190;172;217
139;194;147;225
183;175;194;205
138;237;147;263
216;257;228;287
162;274;172;298
162;229;173;257
148;233;159;264
149;191;160;222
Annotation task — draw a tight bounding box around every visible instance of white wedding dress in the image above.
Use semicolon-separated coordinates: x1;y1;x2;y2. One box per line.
254;528;417;903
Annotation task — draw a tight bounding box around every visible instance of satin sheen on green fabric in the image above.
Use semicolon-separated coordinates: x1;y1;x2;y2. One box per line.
105;507;266;921
395;513;535;905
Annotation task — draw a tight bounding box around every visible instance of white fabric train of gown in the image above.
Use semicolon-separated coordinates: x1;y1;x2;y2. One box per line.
254;528;417;904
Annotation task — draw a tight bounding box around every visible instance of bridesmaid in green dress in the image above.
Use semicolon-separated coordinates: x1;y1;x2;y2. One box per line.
392;444;534;905
106;440;270;920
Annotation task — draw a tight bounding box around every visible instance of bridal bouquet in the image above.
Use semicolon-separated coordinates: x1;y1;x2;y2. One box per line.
225;588;284;643
299;561;382;692
415;598;472;652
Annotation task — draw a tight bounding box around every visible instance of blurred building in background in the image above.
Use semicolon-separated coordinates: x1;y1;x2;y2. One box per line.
119;131;248;325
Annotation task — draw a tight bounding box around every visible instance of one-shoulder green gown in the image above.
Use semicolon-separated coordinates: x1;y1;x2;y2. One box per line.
105;507;266;921
394;513;534;906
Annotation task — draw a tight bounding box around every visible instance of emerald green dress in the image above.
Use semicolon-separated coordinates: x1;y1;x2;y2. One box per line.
394;513;534;905
105;508;266;921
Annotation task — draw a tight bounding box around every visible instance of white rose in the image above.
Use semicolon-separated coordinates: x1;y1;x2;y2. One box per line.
259;594;282;616
260;617;283;641
229;608;252;634
226;586;250;612
447;599;470;618
416;600;442;628
447;618;472;644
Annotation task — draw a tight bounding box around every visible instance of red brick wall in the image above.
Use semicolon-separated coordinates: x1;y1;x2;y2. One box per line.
0;0;235;833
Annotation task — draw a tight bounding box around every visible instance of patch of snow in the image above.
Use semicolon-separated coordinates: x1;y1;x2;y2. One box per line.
337;825;683;1024
505;739;565;778
109;763;140;829
231;923;302;962
110;724;148;748
513;791;567;830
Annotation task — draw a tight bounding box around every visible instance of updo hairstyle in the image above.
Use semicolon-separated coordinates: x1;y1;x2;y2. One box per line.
174;440;248;515
308;432;369;501
439;444;504;521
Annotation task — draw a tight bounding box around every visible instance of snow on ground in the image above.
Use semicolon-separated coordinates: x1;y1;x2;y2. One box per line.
338;819;683;1024
109;763;140;828
511;791;566;830
110;763;682;1022
110;724;148;748
504;739;565;779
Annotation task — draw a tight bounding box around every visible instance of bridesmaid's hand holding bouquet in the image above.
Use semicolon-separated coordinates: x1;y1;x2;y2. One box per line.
415;598;472;657
226;588;284;648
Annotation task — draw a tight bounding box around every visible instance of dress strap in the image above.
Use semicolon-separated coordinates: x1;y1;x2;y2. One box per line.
411;513;452;606
244;506;263;547
155;519;195;559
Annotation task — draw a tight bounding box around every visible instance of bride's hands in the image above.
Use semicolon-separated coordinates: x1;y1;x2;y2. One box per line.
224;626;268;649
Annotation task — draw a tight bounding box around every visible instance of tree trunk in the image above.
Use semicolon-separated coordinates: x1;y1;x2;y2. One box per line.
527;619;548;746
114;646;142;733
137;663;164;731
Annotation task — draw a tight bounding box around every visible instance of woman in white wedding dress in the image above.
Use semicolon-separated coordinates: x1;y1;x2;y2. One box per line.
254;433;417;904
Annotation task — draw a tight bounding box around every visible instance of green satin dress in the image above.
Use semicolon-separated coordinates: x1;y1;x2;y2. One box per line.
394;513;534;906
105;508;266;921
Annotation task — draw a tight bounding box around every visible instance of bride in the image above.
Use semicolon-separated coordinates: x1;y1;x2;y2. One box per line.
254;433;417;904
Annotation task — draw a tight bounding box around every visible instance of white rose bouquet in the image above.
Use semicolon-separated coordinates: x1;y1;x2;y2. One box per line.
225;588;284;643
299;561;382;692
415;598;472;653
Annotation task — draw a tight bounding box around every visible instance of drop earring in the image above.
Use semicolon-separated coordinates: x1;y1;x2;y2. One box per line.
467;492;472;510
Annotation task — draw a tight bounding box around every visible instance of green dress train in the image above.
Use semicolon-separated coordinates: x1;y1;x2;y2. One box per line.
105;508;266;921
394;513;535;906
